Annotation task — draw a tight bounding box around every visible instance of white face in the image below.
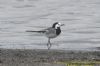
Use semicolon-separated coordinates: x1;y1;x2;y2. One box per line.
55;23;61;29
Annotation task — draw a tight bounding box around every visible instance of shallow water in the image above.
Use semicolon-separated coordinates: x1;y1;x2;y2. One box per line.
0;0;100;51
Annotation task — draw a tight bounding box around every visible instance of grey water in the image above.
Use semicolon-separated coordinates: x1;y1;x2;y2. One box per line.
0;0;100;51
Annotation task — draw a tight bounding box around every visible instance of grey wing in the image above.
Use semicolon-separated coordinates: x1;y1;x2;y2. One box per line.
45;27;56;34
44;27;57;38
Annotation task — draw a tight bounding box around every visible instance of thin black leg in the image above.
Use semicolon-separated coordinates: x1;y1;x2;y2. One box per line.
47;38;51;50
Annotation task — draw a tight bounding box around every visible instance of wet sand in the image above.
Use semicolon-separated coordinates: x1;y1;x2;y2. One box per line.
0;48;100;66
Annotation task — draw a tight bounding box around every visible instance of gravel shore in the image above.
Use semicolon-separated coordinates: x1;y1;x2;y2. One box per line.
0;49;100;66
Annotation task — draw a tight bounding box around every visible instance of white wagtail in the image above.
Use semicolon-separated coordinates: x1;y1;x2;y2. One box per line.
26;22;64;49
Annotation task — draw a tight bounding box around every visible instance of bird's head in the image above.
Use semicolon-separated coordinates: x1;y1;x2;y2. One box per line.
52;22;64;29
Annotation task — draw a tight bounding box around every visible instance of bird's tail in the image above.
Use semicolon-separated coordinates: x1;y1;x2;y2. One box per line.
26;30;46;33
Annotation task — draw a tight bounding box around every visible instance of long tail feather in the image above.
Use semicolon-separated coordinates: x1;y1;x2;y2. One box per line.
26;30;45;33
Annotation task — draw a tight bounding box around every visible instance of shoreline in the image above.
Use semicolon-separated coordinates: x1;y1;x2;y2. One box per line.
0;48;100;66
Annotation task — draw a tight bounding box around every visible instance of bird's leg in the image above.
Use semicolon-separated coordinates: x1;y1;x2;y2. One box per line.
47;38;50;46
47;38;52;50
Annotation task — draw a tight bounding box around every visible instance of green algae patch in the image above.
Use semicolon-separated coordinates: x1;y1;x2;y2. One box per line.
56;61;100;66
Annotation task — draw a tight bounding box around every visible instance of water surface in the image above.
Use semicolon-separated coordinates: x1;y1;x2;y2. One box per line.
0;0;100;51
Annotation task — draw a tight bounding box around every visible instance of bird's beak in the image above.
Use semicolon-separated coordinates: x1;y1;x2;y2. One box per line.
61;24;65;26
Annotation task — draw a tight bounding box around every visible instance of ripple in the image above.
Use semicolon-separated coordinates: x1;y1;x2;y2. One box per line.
13;5;35;8
72;31;98;34
57;40;100;44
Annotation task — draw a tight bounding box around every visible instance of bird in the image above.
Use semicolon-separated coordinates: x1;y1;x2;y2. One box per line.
26;22;64;49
